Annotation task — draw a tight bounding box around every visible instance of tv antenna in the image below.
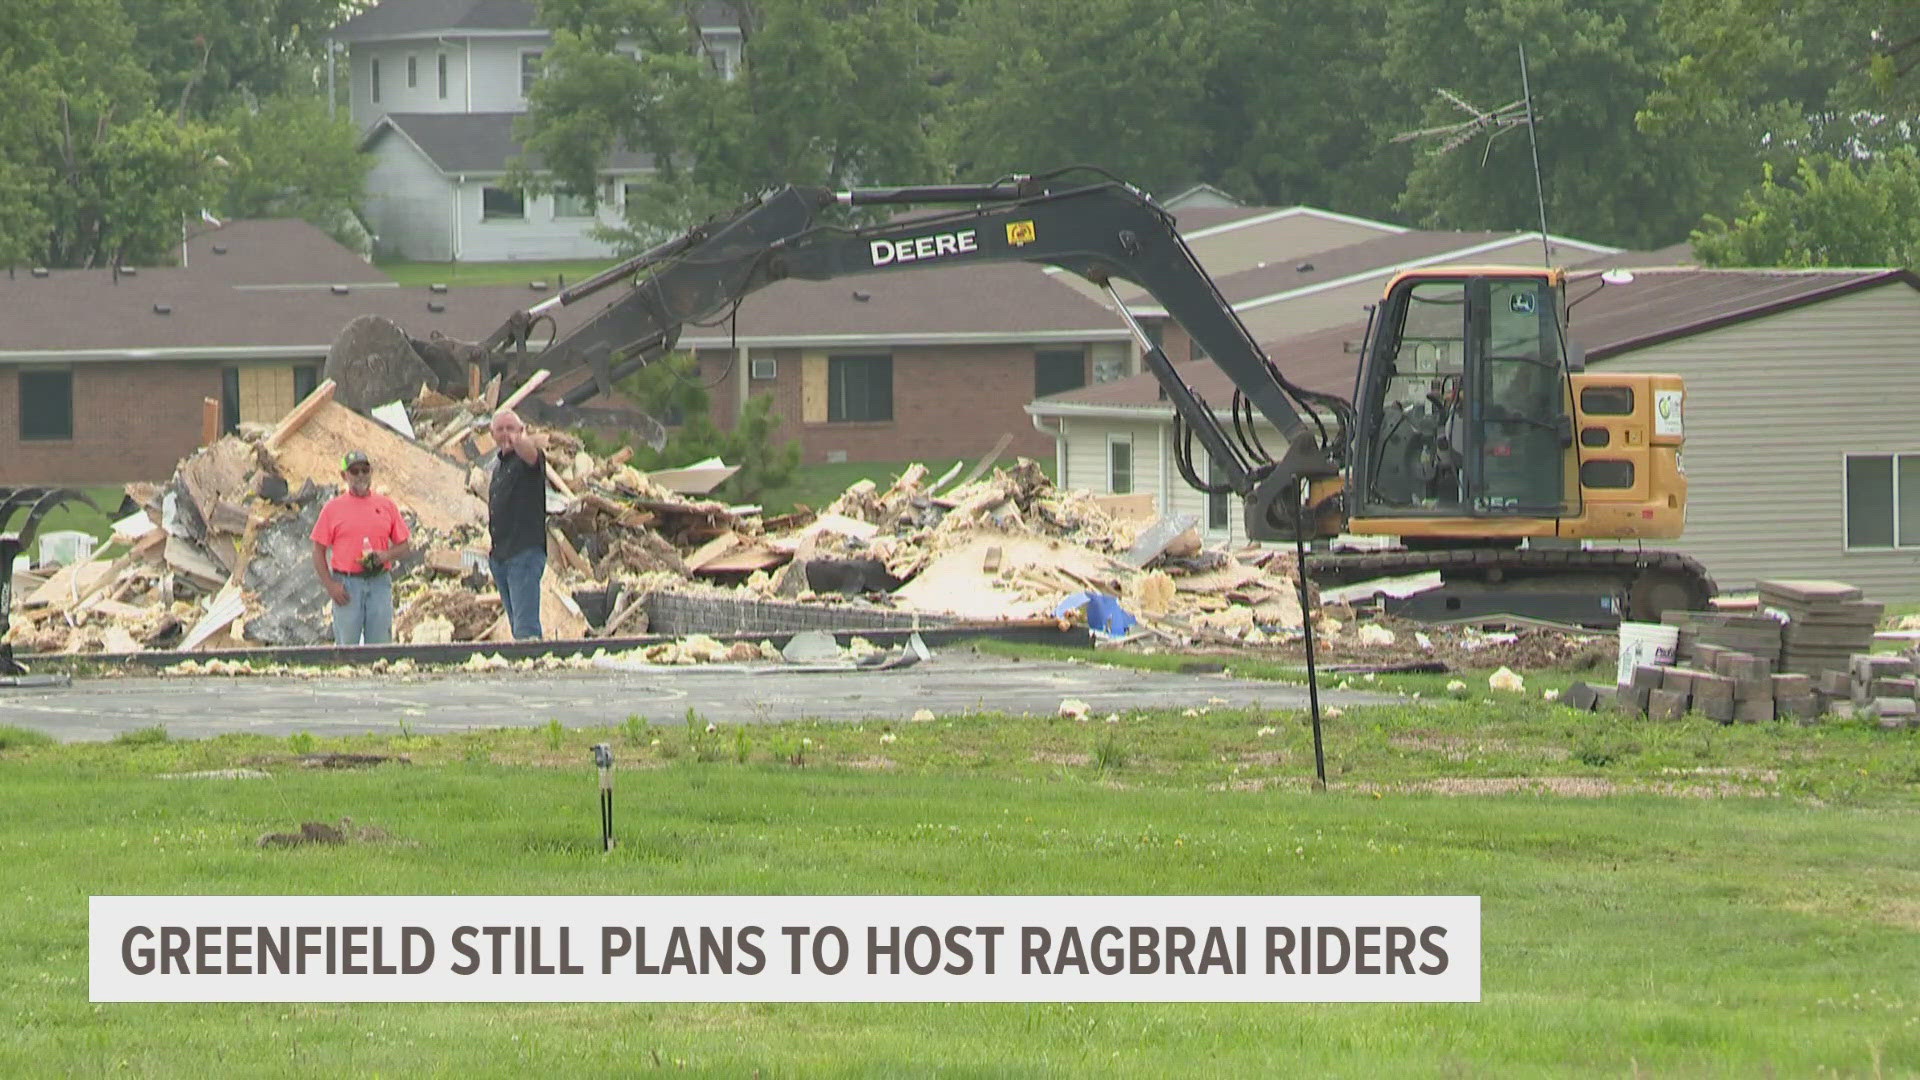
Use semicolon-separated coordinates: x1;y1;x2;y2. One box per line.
1392;44;1552;266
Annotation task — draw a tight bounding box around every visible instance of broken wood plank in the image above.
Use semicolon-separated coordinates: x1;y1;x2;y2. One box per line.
497;369;550;413
482;373;503;410
425;549;466;576
270;401;487;533
201;397;220;446
693;545;789;575
982;546;1004;573
595;588;650;638
207;500;250;536
952;432;1014;490
179;582;246;651
684;532;743;571
265;379;336;452
606;446;633;467
163;536;227;591
546;527;593;576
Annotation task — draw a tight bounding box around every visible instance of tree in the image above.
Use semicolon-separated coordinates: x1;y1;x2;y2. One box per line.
1692;149;1920;269
1188;0;1411;218
613;354;800;503
519;0;941;248
219;94;371;250
1640;0;1920;150
118;0;358;119
933;0;1211;198
1382;0;1764;249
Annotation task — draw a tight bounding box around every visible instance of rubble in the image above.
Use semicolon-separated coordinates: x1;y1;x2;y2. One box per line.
10;373;1613;672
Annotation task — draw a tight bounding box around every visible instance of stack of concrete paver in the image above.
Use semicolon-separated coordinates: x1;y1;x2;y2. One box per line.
1838;654;1920;729
1662;608;1783;668
1611;647;1815;724
1760;579;1883;677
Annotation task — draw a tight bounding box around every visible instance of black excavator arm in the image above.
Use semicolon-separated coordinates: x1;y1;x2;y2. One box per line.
485;170;1347;540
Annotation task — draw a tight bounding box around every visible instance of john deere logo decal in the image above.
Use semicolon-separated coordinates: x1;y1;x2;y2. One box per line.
1006;220;1037;247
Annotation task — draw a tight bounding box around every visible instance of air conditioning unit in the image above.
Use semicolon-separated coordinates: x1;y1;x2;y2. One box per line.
750;356;778;381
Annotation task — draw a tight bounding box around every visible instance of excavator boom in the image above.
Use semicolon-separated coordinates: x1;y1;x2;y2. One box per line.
476;173;1346;541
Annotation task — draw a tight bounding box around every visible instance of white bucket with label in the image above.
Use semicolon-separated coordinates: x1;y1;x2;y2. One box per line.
1616;621;1680;686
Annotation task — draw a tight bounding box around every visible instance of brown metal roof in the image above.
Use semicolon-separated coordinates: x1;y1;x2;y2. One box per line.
1038;268;1919;412
0;241;1123;356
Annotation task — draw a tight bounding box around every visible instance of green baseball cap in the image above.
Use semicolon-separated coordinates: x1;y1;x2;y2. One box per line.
341;450;371;470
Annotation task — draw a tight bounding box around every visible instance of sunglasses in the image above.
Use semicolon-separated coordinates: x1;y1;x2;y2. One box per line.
346;465;372;475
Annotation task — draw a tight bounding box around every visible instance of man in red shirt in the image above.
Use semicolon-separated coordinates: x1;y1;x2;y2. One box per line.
309;449;413;645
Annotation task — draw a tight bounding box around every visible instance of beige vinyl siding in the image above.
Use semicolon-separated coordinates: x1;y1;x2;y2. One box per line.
1062;416;1169;506
1594;281;1920;600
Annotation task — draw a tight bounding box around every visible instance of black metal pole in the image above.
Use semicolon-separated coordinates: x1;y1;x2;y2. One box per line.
1293;483;1327;790
592;744;615;852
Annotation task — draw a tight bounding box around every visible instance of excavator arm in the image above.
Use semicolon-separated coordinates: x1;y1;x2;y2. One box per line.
483;171;1346;539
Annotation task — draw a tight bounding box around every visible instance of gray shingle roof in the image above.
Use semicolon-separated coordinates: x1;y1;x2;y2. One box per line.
367;113;654;175
329;0;539;42
1035;268;1920;412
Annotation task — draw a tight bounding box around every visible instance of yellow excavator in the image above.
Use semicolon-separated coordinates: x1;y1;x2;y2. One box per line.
342;167;1711;625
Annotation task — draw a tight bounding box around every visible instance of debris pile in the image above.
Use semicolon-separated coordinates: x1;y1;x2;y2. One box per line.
7;376;1345;660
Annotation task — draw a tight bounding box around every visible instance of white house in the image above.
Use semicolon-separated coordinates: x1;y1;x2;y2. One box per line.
329;0;741;261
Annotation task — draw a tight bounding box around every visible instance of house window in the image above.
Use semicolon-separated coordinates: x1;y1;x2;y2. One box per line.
370;58;381;103
1034;349;1085;398
828;355;891;422
438;53;448;99
520;51;543;96
1108;435;1133;494
20;369;73;441
1208;456;1230;531
1843;453;1920;549
482;186;526;221
552;190;594;219
407;54;417;89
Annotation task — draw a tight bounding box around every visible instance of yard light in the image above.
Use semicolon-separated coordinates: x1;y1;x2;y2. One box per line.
592;743;615;853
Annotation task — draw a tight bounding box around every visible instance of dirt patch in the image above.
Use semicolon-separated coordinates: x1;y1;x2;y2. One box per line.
1224;619;1617;672
1347;776;1772;798
1388;734;1572;761
842;756;896;770
1032;751;1092;766
1234;750;1293;766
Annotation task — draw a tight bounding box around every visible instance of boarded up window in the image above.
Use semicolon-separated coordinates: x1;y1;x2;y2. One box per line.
828;355;891;422
19;369;72;441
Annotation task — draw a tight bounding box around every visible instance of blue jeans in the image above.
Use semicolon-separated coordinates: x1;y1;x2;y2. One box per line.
332;571;394;646
489;547;547;639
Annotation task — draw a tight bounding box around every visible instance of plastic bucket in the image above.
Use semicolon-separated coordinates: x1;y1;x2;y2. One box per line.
1616;621;1680;685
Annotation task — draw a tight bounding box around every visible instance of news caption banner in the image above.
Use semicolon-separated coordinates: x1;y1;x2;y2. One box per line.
93;896;1478;1003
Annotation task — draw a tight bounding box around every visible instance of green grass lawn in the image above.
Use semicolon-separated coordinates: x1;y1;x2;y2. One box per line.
374;258;623;289
759;456;1056;515
3;698;1917;1076
15;484;131;558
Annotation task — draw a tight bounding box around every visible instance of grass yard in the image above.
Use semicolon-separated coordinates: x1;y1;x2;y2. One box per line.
13;484;132;557
374;258;622;289
3;696;1918;1077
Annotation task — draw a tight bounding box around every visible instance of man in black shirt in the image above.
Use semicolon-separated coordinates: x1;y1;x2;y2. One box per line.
487;408;548;638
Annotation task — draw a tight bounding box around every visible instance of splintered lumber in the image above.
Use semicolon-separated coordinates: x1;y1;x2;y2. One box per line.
684;532;743;571
650;459;739;496
606;446;633;468
22;559;114;609
893;534;1120;621
497;369;550;413
163;536;227;591
482;373;503;410
546;527;593;576
267;400;486;532
180;438;257;529
265;379;337;452
200;397;220;446
1090;492;1157;524
179;582;246;651
693;544;788;575
952;433;1014;490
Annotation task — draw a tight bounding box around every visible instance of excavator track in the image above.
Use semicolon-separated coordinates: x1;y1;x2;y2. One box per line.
1304;546;1718;627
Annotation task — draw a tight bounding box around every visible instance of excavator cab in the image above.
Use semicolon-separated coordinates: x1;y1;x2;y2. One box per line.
1350;267;1685;544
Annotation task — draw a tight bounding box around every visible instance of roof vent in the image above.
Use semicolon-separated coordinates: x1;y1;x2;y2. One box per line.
427;300;446;313
211;244;227;255
331;284;350;295
852;290;872;302
30;267;49;278
529;280;549;291
429;283;448;293
153;303;172;315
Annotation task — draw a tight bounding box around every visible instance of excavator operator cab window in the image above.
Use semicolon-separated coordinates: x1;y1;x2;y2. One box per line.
1365;280;1467;512
1356;274;1571;520
1472;279;1569;515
